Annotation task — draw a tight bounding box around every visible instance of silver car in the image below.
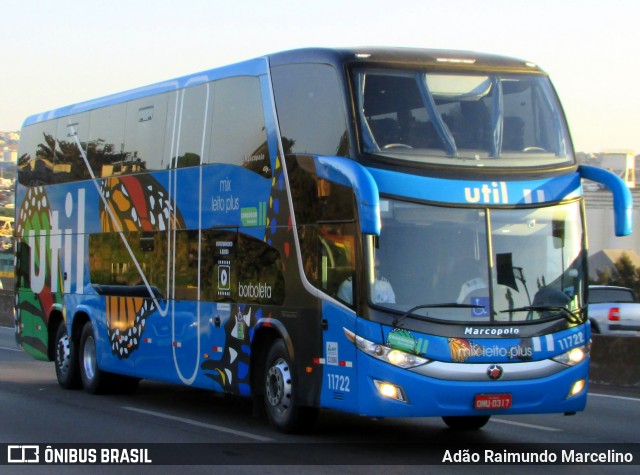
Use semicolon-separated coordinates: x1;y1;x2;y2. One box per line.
588;285;640;336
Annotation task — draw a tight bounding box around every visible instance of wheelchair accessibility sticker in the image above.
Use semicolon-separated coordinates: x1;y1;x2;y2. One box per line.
471;297;490;317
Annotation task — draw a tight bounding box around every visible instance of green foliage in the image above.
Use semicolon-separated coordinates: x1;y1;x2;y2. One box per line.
592;252;640;296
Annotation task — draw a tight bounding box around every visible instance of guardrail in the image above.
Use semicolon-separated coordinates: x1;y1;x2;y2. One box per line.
0;293;637;388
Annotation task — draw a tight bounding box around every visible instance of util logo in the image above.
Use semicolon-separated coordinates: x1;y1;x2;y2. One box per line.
29;189;86;295
464;181;546;204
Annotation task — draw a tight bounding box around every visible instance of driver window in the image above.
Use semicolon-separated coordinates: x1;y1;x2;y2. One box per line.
287;156;358;305
321;223;357;304
297;223;357;306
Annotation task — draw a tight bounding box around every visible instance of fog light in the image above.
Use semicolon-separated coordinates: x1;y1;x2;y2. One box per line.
568;379;585;398
374;380;408;403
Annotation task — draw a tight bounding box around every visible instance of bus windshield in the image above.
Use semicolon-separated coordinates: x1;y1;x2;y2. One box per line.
368;200;586;324
355;69;573;168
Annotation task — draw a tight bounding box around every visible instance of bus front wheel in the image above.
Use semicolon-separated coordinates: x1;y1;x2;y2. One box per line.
78;322;140;394
79;322;109;394
442;415;491;430
263;339;318;433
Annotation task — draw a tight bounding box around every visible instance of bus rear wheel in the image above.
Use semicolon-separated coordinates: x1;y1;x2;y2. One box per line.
54;322;81;389
442;415;491;430
263;339;318;433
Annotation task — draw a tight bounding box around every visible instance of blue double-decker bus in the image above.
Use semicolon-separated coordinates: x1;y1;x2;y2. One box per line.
14;47;632;432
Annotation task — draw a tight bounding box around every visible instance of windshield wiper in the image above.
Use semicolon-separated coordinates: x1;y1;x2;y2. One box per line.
393;303;484;326
500;306;585;324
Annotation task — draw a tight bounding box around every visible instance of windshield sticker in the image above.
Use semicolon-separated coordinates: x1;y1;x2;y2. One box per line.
470;297;490;317
387;329;417;353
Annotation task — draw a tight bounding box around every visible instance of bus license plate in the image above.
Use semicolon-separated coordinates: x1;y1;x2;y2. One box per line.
474;393;512;410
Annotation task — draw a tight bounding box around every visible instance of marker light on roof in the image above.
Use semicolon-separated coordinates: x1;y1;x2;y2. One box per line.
436;57;476;64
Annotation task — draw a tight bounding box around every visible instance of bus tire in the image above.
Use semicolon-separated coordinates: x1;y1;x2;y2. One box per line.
263;339;318;433
442;415;491;430
54;322;81;389
79;322;109;394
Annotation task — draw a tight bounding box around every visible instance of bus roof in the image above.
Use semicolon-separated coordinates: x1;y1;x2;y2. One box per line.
22;47;545;128
268;46;544;73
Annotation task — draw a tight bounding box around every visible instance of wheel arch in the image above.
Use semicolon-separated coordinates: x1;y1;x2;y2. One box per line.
46;305;64;362
48;305;93;363
70;308;92;345
250;318;293;397
46;305;93;361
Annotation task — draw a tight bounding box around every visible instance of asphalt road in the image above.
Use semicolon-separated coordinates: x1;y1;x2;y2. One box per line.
1;326;639;474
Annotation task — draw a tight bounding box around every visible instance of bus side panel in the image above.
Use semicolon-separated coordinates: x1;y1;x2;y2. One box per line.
75;152;313;398
13;67;327;405
317;301;359;412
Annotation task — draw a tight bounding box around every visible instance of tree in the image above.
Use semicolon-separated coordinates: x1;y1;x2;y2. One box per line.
592;252;640;296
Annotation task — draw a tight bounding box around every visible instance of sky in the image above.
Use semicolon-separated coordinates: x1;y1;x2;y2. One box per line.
1;0;639;153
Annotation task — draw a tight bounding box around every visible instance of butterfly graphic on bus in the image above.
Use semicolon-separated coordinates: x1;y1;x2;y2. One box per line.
99;175;184;233
448;337;484;362
106;295;157;358
98;174;185;358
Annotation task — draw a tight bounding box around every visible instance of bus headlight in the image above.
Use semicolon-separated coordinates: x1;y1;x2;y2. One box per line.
344;328;429;369
552;344;589;366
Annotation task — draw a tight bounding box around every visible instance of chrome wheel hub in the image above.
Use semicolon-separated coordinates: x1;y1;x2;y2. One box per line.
266;358;292;414
56;334;71;373
83;335;97;381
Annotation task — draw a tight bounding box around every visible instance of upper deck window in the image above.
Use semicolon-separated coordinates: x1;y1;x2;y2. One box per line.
354;69;573;168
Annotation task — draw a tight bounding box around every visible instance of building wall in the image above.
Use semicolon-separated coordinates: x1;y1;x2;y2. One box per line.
584;189;640;257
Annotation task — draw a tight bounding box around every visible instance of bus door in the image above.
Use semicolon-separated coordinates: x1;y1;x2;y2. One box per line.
288;154;381;410
166;80;212;384
317;220;360;410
